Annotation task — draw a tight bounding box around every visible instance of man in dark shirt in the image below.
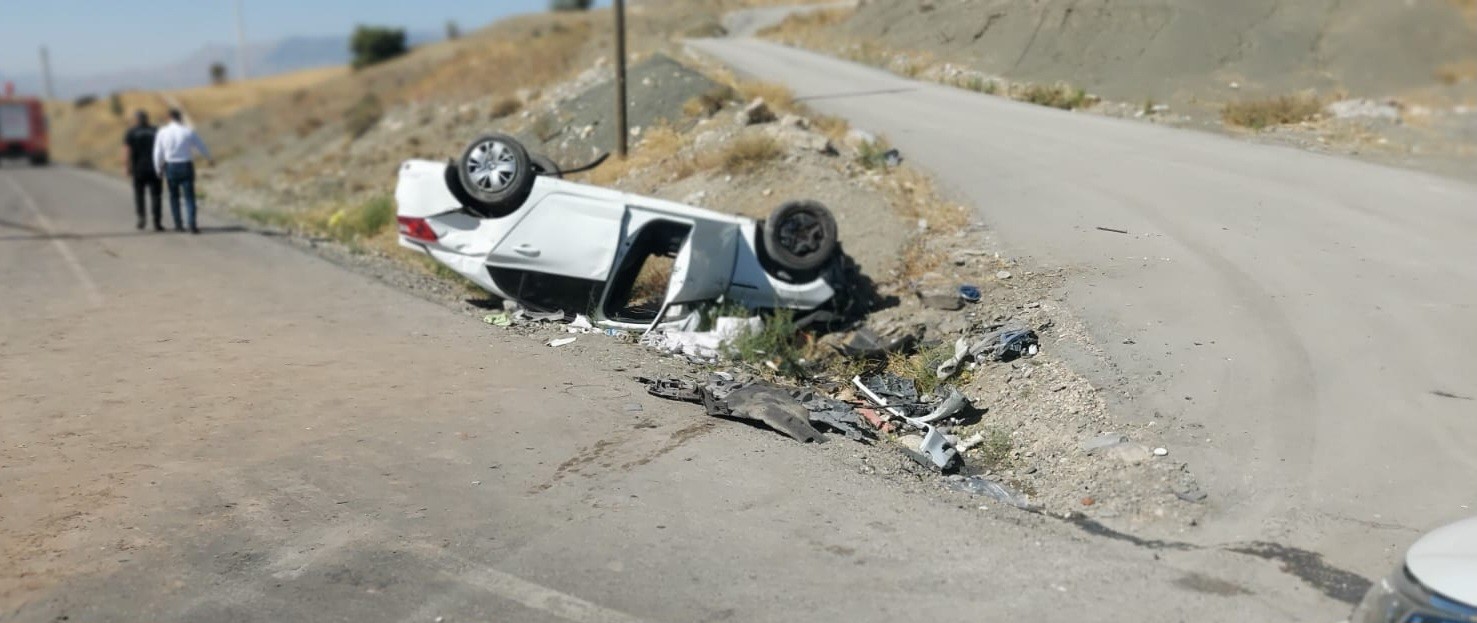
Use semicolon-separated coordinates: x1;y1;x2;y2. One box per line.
123;111;163;231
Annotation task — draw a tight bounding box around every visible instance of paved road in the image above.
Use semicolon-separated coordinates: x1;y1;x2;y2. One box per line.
0;165;1346;621
689;35;1477;574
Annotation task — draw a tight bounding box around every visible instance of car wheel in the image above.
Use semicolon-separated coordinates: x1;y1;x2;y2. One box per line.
455;134;535;218
531;154;562;179
761;200;839;274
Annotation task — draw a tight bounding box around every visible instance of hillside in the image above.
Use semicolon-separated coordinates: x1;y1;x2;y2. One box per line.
831;0;1477;102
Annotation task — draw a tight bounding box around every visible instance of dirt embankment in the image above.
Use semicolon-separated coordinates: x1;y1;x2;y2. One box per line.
763;1;1477;179
842;0;1477;103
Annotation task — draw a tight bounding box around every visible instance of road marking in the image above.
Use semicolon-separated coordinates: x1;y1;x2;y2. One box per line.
2;174;105;306
446;560;650;623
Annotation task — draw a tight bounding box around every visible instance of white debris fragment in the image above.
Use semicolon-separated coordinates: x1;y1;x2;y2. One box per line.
1153;447;1169;457
547;337;577;347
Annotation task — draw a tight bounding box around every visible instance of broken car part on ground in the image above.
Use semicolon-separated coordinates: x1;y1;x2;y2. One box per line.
395;133;851;332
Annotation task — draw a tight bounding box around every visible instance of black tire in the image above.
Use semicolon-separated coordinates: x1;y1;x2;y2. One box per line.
454;133;535;218
761;200;839;274
29;152;49;167
531;153;562;178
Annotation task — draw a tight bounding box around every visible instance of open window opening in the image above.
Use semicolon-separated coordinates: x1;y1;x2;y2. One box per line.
603;220;692;324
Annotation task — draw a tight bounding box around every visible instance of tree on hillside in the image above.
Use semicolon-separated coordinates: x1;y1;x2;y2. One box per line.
350;25;408;70
209;62;229;86
550;0;594;11
446;20;460;40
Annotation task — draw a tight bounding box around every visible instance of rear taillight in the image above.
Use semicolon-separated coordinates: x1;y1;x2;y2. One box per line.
397;216;438;242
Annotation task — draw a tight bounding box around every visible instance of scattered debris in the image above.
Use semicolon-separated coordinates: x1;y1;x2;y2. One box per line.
996;270;1013;280
944;475;1033;509
642;374;876;444
1325;98;1401;121
853;374;962;471
1095;226;1129;235
820;324;923;360
643;316;761;362
958;285;982;303
547;337;578;347
936;327;1040;379
919;290;964;311
1153;447;1170;457
1080;433;1129;453
483;312;513;327
720;383;825;443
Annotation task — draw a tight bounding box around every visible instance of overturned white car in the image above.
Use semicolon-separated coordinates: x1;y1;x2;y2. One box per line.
394;134;846;330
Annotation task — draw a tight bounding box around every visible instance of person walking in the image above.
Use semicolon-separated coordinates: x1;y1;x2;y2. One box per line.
123;111;163;231
151;108;214;234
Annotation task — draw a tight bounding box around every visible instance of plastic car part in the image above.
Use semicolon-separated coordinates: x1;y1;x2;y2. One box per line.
851;375;961;471
762;200;839;273
455;133;535;218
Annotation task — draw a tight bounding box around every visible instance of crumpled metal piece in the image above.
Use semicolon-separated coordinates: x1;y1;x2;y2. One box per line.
852;375;961;472
794;390;872;442
711;383;825;444
829;325;923;360
936;327;1040;379
643;377;702;403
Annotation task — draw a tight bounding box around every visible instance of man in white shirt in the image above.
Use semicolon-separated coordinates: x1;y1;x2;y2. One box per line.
151;109;214;234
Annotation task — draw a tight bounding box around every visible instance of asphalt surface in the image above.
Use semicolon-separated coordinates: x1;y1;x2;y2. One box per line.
689;34;1477;575
0;164;1352;621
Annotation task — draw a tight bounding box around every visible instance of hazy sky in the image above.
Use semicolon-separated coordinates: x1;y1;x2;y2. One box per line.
0;0;609;79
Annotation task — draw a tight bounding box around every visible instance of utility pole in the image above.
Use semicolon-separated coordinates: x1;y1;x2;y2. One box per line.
38;46;55;100
234;0;250;80
614;0;628;158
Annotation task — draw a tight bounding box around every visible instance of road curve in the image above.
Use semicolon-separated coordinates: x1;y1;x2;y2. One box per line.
688;35;1477;572
0;165;1344;620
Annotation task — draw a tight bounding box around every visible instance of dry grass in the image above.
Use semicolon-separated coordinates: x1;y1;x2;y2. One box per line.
1222;93;1324;129
1436;59;1477;85
582;124;694;186
683;84;737;118
898;241;947;283
758;6;855;39
173;66;348;119
736;81;796;114
1017;83;1090;110
705;133;783;173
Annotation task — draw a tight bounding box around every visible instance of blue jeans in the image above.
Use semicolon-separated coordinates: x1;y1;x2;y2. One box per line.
164;162;197;230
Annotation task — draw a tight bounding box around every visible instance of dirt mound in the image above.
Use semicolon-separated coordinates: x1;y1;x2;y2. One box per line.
530;53;724;163
841;0;1477;100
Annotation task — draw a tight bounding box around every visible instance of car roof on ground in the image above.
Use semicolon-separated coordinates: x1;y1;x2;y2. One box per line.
1407;515;1477;607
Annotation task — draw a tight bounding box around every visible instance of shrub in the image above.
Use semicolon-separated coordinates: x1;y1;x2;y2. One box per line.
350;25;408;70
709;134;782;173
550;0;593;10
490;97;521;120
1222;94;1323;130
209;62;228;85
1018;83;1089;110
855;137;893;170
344;93;383;139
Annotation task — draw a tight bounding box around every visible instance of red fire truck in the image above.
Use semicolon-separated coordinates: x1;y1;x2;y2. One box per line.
1;82;49;166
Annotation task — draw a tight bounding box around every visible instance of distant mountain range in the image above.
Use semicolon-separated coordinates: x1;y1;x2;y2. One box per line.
2;31;439;99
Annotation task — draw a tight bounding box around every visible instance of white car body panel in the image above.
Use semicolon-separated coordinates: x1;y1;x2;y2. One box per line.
1406;516;1477;606
393;159;836;328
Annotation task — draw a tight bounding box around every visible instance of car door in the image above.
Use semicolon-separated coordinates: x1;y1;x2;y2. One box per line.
485;188;625;281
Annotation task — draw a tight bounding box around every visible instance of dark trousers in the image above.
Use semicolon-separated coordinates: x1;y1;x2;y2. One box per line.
132;173;162;227
164;162;198;230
